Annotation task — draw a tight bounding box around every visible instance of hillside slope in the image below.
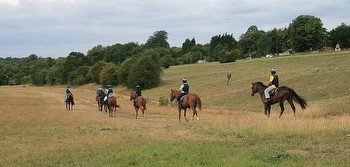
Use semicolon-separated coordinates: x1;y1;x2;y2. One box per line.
118;51;350;117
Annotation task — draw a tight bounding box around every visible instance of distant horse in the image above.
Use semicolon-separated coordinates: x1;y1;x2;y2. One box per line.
130;92;147;119
107;96;119;117
170;89;202;122
251;82;307;118
65;93;75;110
96;94;107;112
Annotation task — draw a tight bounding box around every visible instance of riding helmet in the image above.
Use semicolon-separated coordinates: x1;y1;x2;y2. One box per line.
271;68;276;74
182;77;187;83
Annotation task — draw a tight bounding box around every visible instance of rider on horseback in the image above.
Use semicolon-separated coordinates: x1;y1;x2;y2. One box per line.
264;68;279;102
64;85;72;102
96;85;106;98
104;84;113;103
133;85;142;105
177;77;189;104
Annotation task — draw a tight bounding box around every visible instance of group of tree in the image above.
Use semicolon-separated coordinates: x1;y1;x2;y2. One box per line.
1;15;349;88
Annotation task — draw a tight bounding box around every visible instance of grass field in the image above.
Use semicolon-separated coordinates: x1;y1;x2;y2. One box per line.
1;51;349;166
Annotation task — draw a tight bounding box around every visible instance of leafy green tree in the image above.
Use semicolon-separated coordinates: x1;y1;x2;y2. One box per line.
100;63;119;87
219;49;239;63
288;15;326;52
160;55;180;68
144;30;170;48
328;23;350;48
127;49;162;89
118;58;136;86
89;61;106;84
209;33;237;61
182;38;196;54
86;45;105;65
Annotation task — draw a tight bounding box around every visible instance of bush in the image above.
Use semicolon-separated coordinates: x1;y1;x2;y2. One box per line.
158;97;169;106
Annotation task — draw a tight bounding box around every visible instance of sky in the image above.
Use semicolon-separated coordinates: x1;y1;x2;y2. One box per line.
0;0;349;58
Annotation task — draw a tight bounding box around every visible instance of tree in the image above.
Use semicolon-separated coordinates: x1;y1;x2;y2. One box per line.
328;23;350;48
209;33;237;61
288;15;326;52
144;30;170;48
182;38;196;54
127;49;162;89
86;45;105;65
100;63;119;87
89;61;106;84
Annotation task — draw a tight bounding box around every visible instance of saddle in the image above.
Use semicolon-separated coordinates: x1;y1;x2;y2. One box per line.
268;88;278;96
180;95;187;102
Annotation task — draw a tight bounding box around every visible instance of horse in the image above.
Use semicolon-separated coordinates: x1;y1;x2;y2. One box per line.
106;96;119;117
96;94;107;112
170;89;202;122
130;92;147;119
251;82;307;118
65;93;75;110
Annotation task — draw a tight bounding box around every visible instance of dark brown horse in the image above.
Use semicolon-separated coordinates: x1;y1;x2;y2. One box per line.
170;89;202;122
107;96;119;117
251;82;307;118
96;94;107;112
65;93;75;110
130;92;147;119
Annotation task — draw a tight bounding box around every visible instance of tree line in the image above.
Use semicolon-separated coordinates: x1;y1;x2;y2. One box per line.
0;15;349;88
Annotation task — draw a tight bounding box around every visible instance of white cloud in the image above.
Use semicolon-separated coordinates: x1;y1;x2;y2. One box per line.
0;0;19;6
0;0;349;58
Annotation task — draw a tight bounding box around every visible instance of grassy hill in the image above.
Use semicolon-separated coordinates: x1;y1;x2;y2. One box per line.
1;51;349;166
120;50;350;117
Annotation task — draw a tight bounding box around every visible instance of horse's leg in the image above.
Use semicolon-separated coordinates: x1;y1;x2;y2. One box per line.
287;99;296;117
135;107;139;119
178;107;182;122
279;102;285;118
264;104;269;117
184;108;188;122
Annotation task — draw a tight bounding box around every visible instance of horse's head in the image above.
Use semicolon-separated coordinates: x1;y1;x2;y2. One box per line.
170;89;179;102
251;82;258;96
130;92;135;101
251;82;266;96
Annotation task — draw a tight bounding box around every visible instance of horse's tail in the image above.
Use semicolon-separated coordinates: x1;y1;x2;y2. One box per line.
196;95;202;110
289;88;307;109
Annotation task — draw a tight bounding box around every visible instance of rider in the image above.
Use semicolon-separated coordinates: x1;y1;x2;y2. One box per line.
96;85;106;98
264;68;279;102
104;85;113;103
64;84;72;102
177;77;189;104
133;85;142;105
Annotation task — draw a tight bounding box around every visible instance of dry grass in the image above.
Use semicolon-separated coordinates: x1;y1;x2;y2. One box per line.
1;51;350;166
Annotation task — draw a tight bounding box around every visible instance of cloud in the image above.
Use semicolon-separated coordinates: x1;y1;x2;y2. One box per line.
0;0;19;6
0;0;349;58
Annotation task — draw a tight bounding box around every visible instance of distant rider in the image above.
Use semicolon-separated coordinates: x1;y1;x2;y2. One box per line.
96;85;106;98
177;77;189;104
64;85;72;102
264;68;279;102
133;85;142;105
104;85;113;103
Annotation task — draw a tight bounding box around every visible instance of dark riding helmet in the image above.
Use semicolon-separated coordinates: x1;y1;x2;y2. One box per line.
67;85;70;88
182;77;187;83
271;68;276;74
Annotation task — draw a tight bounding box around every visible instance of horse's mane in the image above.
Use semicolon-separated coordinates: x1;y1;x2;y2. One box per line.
253;82;267;89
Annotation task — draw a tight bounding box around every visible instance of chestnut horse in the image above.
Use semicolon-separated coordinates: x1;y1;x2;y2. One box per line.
130;92;147;119
251;82;307;118
96;94;107;112
65;93;75;110
106;96;119;117
170;89;202;122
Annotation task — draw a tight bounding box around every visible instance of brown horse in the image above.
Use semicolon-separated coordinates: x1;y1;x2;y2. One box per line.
96;94;107;112
107;96;119;117
65;93;75;110
130;92;147;119
251;82;307;118
170;89;202;122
